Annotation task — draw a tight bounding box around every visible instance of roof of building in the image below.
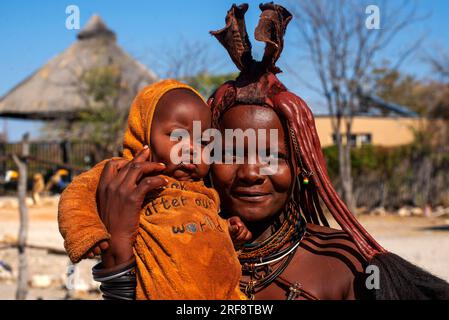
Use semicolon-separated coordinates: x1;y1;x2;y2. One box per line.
358;94;419;117
0;15;158;120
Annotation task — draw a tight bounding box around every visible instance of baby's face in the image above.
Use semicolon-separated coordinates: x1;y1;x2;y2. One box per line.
150;88;211;181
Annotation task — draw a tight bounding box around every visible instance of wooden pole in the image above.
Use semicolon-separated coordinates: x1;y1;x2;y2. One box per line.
0;139;5;177
60;140;71;165
12;133;29;300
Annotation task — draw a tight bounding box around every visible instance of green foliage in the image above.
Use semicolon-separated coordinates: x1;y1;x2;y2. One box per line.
323;140;449;208
323;145;395;179
322;145;339;178
48;69;238;159
372;65;447;117
71;65;127;157
81;65;121;103
183;72;238;98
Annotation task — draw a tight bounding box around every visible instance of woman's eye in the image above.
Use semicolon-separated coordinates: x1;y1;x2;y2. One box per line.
266;152;287;161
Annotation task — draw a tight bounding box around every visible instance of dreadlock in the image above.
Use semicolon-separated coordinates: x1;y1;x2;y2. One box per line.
209;2;449;299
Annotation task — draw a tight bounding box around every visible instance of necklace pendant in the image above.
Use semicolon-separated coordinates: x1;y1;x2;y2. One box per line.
245;280;256;300
287;282;302;300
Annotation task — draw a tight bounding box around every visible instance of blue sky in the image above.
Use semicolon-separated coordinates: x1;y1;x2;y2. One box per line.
1;0;448;141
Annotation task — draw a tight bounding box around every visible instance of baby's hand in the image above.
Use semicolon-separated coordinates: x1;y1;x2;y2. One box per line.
83;240;109;259
228;216;252;245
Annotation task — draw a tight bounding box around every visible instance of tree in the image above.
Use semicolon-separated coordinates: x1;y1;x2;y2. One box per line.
371;65;438;116
372;64;449;147
12;134;29;300
148;38;236;98
76;65;127;157
42;64;133;160
289;0;425;213
428;51;449;119
184;72;238;99
429;51;449;81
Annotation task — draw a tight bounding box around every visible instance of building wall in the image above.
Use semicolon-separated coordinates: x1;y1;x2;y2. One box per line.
314;116;425;147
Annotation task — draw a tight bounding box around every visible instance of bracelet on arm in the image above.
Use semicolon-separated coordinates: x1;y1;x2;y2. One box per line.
92;258;137;300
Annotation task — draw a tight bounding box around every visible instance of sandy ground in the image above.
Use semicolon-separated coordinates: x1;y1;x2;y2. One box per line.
0;196;449;300
0;196;100;300
339;215;449;281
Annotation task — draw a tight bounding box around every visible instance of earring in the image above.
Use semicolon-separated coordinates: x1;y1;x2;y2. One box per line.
301;170;313;185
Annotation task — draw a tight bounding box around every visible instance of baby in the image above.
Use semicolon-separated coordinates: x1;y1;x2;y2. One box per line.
58;80;250;300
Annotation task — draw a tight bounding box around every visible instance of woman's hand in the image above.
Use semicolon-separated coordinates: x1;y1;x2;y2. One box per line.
95;146;168;268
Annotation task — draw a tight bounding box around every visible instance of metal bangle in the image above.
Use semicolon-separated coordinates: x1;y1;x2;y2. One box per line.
101;290;135;301
92;263;135;282
92;261;137;300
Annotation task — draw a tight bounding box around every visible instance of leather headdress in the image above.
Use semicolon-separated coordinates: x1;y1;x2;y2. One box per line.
209;3;293;126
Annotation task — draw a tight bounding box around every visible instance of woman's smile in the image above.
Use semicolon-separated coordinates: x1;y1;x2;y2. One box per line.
231;188;272;203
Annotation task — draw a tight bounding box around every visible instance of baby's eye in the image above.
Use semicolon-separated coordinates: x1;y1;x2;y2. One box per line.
168;132;183;141
169;129;189;142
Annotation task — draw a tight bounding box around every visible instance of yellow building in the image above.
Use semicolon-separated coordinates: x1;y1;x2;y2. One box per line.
313;94;424;147
315;116;424;147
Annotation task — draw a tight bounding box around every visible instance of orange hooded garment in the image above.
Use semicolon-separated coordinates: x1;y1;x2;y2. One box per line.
58;80;244;300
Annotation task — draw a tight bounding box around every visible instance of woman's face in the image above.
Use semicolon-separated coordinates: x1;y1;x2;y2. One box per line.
211;104;293;224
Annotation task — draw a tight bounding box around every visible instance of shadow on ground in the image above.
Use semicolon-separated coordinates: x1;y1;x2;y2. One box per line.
419;225;449;232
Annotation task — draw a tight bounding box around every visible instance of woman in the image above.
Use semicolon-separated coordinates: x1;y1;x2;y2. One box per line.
60;3;449;300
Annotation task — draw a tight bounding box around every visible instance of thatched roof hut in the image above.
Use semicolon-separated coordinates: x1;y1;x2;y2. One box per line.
0;15;158;120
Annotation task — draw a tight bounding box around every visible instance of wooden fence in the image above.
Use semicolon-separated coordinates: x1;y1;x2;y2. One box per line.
0;140;100;194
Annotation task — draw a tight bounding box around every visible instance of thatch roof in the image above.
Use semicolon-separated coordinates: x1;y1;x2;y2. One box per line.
0;15;158;120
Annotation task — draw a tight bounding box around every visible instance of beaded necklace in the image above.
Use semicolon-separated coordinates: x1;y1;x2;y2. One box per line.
238;200;306;299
